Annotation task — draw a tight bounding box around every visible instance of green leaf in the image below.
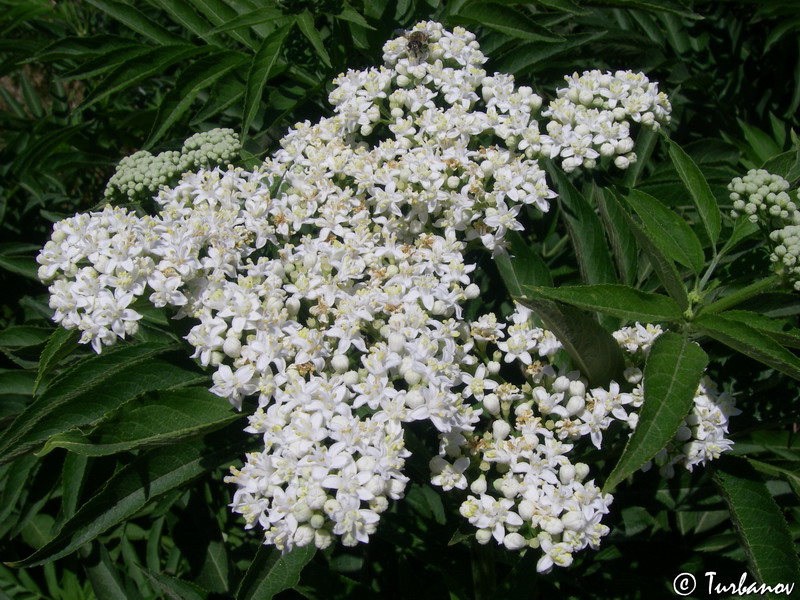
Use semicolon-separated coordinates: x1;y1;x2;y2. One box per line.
40;388;239;457
0;255;40;280
9;424;247;568
609;190;689;310
236;545;316;600
701;274;782;315
548;166;617;286
148;0;215;39
596;186;638;285
146;50;248;147
83;543;142;600
694;313;800;381
80;45;212;110
296;11;332;68
241;24;292;140
625;189;705;275
719;218;759;258
604;331;708;492
84;0;185;45
595;0;701;17
188;0;258;50
191;73;245;126
762;148;800;181
516;297;625;387
523;284;683;323
664;136;722;246
738;119;783;166
494;230;552;299
457;3;564;42
0;370;36;396
713;456;800;598
0;341;188;465
493;31;605;75
205;6;284;35
34;328;80;395
60;452;89;522
335;3;373;28
0;326;52;349
720;310;800;349
144;571;209;600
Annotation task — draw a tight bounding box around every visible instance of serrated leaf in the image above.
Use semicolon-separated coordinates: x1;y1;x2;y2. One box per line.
720;310;800;349
62;45;153;81
0;341;183;465
694;313;800;381
146;50;248;147
40;388;239;457
296;11;331;68
762;149;800;181
457;3;564;42
548;166;617;286
236;544;316;600
9;425;247;568
524;284;683;323
494;230;552;298
596;186;638;285
241;24;291;140
33;328;80;395
713;456;800;598
609;189;689;310
517;297;625;387
84;0;185;45
625;189;705;275
80;45;211;110
664;136;722;246
604;332;707;492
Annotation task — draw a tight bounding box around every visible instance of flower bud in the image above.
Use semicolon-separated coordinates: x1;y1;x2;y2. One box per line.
475;528;493;545
492;419;511;441
503;532;527;550
483;393;501;416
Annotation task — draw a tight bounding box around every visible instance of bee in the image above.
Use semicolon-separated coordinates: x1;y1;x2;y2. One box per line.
404;30;429;62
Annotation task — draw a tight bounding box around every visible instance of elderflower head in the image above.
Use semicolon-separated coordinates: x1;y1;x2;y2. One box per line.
37;22;705;571
729;169;800;227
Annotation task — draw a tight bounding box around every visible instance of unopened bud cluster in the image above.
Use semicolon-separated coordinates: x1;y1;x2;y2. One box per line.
728;169;800;227
729;169;800;290
104;128;241;203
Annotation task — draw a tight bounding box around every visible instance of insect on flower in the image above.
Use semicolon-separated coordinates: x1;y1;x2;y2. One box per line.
404;30;429;62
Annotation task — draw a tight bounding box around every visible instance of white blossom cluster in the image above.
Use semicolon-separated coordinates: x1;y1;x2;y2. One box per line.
541;70;671;172
104;128;241;203
728;169;800;226
35;22;720;572
449;317;735;572
612;323;739;476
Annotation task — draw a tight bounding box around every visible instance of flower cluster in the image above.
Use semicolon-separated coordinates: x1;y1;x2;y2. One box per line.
104;128;241;203
728;169;800;227
541;70;671;171
36;22;730;573
728;169;800;290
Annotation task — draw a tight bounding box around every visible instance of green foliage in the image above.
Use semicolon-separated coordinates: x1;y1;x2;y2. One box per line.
2;1;800;599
